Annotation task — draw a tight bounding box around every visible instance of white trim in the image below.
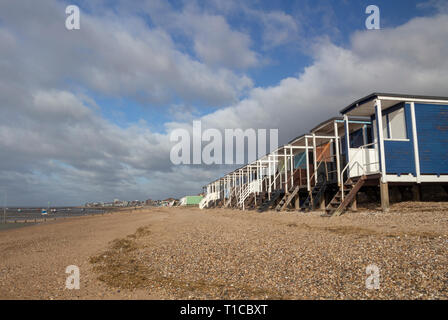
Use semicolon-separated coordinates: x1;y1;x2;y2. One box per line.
344;115;350;160
386;174;448;183
273;152;277;190
268;156;272;194
305;134;337;140
376;99;387;183
386;175;415;182
312;133;317;183
267;154;293;158
409;102;421;183
384;138;410;142
362;124;367;145
290;146;294;190
305;137;310;191
334;121;341;187
284;148;288;193
289;146;313;150
377;96;448;104
419;175;448;182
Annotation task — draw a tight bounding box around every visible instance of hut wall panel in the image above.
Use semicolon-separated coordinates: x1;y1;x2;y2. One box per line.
415;103;448;174
383;103;416;175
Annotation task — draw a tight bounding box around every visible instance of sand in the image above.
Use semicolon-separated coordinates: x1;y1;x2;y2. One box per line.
0;203;447;299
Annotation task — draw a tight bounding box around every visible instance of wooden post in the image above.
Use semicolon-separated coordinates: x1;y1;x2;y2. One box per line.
412;184;421;201
294;194;300;210
319;195;325;210
350;195;358;211
380;182;390;212
443;186;448;197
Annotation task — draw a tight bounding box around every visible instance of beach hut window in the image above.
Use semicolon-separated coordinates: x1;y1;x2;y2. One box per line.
373;119;378;143
382;114;389;138
375;107;407;140
387;107;407;139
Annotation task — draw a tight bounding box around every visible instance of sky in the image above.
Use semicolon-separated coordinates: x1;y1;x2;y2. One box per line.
0;0;448;206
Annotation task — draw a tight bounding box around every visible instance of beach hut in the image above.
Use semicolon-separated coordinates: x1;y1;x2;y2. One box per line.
179;196;204;207
201;93;448;215
337;93;448;213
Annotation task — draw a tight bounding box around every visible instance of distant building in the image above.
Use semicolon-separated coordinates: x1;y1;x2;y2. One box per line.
178;195;203;206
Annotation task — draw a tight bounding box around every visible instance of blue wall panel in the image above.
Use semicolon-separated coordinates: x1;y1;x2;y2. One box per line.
415;103;448;174
384;141;415;174
383;104;415;175
371;103;416;175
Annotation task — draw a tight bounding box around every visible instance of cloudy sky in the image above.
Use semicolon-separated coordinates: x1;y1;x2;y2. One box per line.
0;0;447;206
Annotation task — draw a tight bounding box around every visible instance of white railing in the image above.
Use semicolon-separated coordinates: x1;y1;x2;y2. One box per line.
199;192;218;209
224;187;235;207
237;179;261;209
267;169;283;192
238;186;250;207
340;141;380;201
340;161;365;201
348;142;380;177
225;185;242;208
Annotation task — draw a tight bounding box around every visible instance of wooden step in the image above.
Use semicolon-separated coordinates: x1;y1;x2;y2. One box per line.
258;190;283;212
326;175;366;216
276;186;300;211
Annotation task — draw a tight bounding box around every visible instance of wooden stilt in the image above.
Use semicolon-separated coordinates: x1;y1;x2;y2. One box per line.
319;195;325;210
380;182;390;212
350;195;357;211
412;184;421;201
443;185;448;197
294;194;300;210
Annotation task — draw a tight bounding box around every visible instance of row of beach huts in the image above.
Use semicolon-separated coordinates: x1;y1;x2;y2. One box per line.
199;93;448;216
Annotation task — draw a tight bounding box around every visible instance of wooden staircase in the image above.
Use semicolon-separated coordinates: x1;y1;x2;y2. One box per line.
224;197;232;208
224;187;236;208
273;163;308;212
275;185;300;211
258;190;284;212
301;175;328;211
300;142;334;212
247;192;267;210
324;175;366;216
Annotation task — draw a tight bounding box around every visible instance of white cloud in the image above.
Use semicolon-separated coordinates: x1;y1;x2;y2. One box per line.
250;10;300;49
1;1;448;205
0;0;252;107
140;1;259;69
194;13;448;144
188;13;258;69
417;0;448;13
